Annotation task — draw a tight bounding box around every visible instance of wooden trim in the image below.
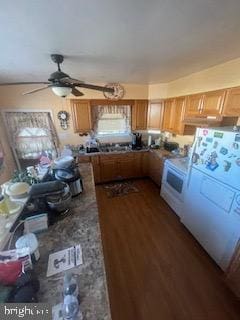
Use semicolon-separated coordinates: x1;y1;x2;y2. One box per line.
90;99;135;106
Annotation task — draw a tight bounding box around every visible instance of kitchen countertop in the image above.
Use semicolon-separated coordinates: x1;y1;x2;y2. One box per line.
34;163;111;320
75;147;175;159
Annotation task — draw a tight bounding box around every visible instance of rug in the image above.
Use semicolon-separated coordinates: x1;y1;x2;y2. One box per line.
103;181;139;198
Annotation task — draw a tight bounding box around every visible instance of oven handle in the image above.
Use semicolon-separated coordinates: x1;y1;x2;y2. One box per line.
166;165;185;179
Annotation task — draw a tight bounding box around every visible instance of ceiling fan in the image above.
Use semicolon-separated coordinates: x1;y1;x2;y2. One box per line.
0;54;114;97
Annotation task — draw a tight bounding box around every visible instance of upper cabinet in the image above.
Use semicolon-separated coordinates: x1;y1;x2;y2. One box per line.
162;99;175;132
162;97;195;135
171;97;186;134
201;90;226;116
185;94;203;118
147;101;164;130
185;90;226;118
71;100;92;133
131;100;148;130
222;87;240;116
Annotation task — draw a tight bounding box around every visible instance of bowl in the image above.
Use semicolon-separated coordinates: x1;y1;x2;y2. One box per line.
7;182;30;199
54;156;74;169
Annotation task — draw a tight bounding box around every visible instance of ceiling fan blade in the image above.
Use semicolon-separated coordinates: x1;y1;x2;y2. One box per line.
22;86;51;95
0;81;50;86
71;87;84;97
61;77;84;84
75;83;114;93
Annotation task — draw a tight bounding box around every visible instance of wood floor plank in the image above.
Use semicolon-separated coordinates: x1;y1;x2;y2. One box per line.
96;178;240;320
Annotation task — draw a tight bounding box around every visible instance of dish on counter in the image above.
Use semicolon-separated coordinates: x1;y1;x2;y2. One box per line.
6;182;30;199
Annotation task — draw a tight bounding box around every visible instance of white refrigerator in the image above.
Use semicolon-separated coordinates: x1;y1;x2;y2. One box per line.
182;127;240;270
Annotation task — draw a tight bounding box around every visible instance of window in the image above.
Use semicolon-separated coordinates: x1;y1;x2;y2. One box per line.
92;105;131;135
4;111;59;165
97;112;129;135
17;127;54;159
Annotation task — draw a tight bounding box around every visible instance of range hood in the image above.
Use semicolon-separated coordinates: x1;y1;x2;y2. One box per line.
183;116;238;128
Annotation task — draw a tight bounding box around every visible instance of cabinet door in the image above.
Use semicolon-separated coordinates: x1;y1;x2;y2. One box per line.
117;154;134;179
149;152;163;187
162;99;174;131
185;94;202;118
71;100;92;133
91;156;101;184
222;87;240;116
141;152;149;176
132;100;148;130
201;90;226;116
147;101;163;130
132;152;143;177
100;156;117;182
171;97;185;134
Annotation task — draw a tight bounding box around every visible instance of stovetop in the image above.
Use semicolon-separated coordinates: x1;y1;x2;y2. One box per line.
166;157;190;174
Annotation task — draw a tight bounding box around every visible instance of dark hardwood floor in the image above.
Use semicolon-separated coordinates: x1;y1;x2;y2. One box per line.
96;178;240;320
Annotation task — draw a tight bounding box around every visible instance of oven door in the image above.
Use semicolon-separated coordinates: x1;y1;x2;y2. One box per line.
162;163;185;201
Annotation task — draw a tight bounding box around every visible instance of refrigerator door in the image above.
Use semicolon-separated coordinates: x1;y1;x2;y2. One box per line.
191;128;240;190
182;166;240;270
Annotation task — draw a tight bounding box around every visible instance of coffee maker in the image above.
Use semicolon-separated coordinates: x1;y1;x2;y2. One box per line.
132;133;142;150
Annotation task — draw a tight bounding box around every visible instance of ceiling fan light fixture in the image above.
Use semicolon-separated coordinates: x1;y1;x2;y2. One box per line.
52;85;72;97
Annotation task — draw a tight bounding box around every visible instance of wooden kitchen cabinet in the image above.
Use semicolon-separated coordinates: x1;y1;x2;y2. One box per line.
95;152;148;183
162;99;175;132
132;100;148;130
117;154;135;179
185;94;203;118
91;156;101;184
148;151;164;187
147;101;164;130
201;90;226;116
99;155;118;182
222;87;240;116
171;97;186;134
141;152;149;176
71;99;92;133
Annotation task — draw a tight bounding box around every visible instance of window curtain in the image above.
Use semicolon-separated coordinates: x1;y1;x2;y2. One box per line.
91;105;131;133
5;112;59;159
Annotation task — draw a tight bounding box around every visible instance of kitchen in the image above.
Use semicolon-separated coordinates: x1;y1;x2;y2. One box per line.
0;1;240;319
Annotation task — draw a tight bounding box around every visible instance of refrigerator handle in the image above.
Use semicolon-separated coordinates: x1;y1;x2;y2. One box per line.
186;131;198;188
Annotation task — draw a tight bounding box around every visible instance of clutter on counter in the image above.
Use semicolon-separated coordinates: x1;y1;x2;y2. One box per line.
0;162;110;319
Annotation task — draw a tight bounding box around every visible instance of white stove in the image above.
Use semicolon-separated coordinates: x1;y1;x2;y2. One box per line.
166;157;189;174
160;157;189;218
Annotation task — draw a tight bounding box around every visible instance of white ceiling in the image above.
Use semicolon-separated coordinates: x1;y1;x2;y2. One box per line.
1;0;240;84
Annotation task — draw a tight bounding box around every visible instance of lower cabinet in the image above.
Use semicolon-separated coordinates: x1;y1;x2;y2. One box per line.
99;155;118;182
148;151;164;187
89;152;149;183
79;151;163;186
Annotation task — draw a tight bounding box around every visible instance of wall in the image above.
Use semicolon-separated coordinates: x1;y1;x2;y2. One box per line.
0;83;149;146
149;57;240;99
0;83;148;182
148;57;240;145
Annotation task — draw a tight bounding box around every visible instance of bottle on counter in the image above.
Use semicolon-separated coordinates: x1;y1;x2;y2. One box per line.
62;295;81;320
62;273;82;320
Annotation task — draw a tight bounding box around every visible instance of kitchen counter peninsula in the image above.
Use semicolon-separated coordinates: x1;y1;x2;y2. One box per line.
35;163;111;320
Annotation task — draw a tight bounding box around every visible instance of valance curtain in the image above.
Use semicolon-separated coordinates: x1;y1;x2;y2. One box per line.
91;105;131;133
5;112;59;159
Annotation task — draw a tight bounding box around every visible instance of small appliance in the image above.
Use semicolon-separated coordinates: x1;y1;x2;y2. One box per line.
53;157;83;196
132;133;142;150
163;141;179;152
